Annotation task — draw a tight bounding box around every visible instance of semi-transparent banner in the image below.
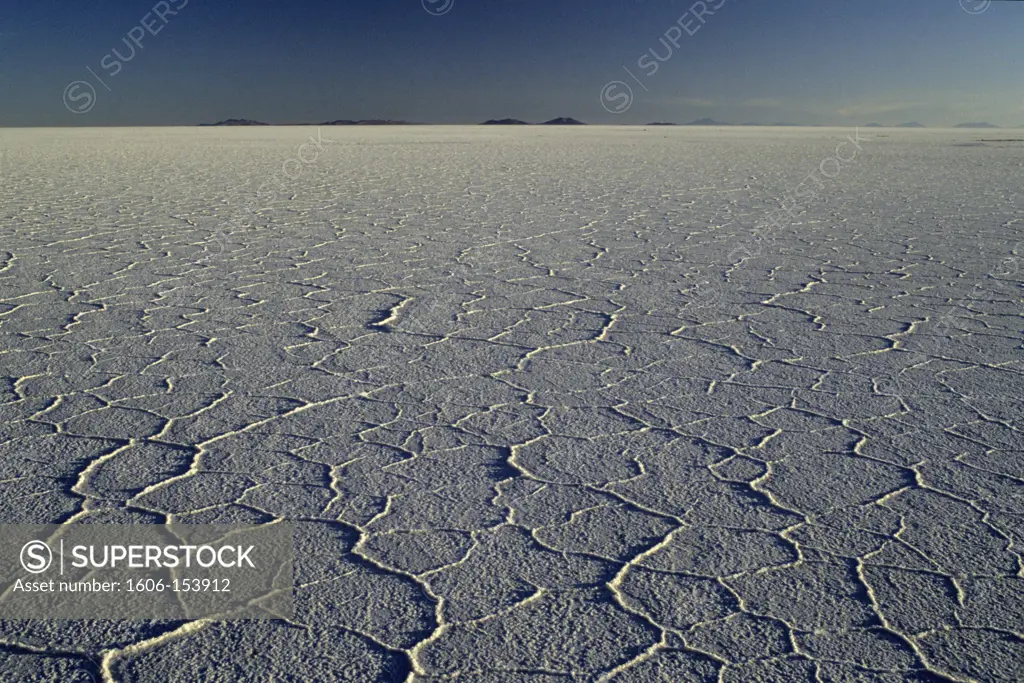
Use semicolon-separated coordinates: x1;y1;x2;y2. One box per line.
0;524;294;620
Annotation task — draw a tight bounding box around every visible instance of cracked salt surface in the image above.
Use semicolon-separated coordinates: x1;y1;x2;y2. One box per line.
0;126;1021;681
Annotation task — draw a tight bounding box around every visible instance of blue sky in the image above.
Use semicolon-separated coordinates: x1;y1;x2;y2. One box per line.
1;0;1022;126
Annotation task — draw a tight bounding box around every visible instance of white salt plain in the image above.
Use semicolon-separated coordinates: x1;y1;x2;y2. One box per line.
0;126;1021;680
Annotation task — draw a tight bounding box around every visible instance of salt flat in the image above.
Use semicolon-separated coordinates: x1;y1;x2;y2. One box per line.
0;126;1021;681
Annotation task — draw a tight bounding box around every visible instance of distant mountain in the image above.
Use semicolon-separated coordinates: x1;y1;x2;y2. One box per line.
865;122;928;129
542;117;586;125
954;122;999;128
198;118;416;126
199;119;269;126
682;118;732;126
735;121;810;127
645;122;678;126
481;119;530;125
321;119;413;125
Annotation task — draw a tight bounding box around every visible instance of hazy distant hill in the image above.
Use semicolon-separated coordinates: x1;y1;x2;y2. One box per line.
542;117;586;125
321;119;413;125
199;119;269;126
954;122;999;128
199;118;415;126
682;118;732;126
863;122;927;128
481;119;530;125
734;121;808;127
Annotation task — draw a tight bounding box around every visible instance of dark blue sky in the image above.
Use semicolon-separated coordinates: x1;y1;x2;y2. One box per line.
2;0;1022;126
